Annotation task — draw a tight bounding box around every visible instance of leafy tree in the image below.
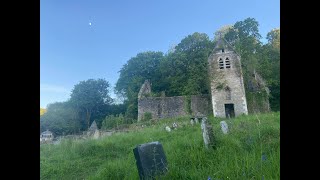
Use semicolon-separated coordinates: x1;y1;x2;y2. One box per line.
223;18;279;111
69;79;113;129
213;25;234;42
160;32;214;96
107;103;127;116
115;51;164;119
258;28;280;111
93;103;127;128
267;28;280;49
40;102;82;136
223;18;261;87
40;79;125;135
116;51;163;98
101;114;125;130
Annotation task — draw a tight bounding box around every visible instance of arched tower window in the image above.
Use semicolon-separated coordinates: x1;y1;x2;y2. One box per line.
225;87;231;100
218;58;224;69
225;57;231;69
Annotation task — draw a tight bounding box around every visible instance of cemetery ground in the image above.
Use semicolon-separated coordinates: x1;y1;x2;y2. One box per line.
40;112;280;179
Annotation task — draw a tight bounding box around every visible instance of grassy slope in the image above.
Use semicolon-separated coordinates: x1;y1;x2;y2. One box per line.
40;112;280;180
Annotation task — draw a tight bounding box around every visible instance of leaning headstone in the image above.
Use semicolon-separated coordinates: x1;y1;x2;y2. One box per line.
201;117;215;149
165;126;171;132
220;121;229;134
190;119;194;126
133;141;168;180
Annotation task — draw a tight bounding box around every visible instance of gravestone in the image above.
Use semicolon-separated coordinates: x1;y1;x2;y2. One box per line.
220;121;229;134
93;129;100;139
133;141;168;180
190;119;194;126
194;117;199;124
262;154;267;161
172;122;178;130
201;117;215;149
87;120;98;136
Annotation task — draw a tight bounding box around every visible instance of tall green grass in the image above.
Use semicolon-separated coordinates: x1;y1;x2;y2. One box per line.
40;112;280;179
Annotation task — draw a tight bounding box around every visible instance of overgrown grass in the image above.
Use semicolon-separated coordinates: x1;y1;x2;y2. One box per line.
40;112;280;179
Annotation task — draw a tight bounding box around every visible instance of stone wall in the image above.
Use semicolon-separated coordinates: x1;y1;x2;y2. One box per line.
138;80;151;99
190;95;212;116
246;91;270;114
246;71;271;114
138;95;211;121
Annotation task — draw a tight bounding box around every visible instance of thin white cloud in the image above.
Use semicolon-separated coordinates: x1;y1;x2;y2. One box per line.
40;84;70;93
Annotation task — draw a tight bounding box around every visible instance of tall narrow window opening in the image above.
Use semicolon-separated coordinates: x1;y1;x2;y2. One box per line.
225;57;231;68
219;58;224;69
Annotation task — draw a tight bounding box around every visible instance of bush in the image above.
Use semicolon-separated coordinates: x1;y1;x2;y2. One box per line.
101;114;125;130
143;112;152;122
125;103;137;120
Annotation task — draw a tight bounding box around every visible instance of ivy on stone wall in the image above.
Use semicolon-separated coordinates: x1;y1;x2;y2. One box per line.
246;90;269;114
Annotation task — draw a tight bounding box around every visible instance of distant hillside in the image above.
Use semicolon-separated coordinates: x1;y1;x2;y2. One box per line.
40;108;47;116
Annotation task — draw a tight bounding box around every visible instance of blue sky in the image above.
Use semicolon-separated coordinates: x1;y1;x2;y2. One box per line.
40;0;280;108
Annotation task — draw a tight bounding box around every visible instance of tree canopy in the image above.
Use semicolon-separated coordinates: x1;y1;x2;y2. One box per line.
69;79;113;129
40;79;123;135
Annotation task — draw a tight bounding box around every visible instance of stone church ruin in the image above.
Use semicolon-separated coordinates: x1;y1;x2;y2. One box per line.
138;37;269;121
208;38;248;117
138;80;212;121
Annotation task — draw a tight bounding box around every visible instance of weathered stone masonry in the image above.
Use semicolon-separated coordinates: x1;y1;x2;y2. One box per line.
138;94;212;121
208;38;248;118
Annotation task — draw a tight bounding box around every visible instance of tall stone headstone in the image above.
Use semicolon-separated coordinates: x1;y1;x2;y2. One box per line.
87;120;98;136
165;126;171;132
194;117;199;124
201;117;215;149
190;118;194;126
93;129;100;139
133;141;168;180
220;121;229;134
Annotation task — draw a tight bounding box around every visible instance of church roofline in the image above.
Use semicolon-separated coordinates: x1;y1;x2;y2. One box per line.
213;37;241;58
